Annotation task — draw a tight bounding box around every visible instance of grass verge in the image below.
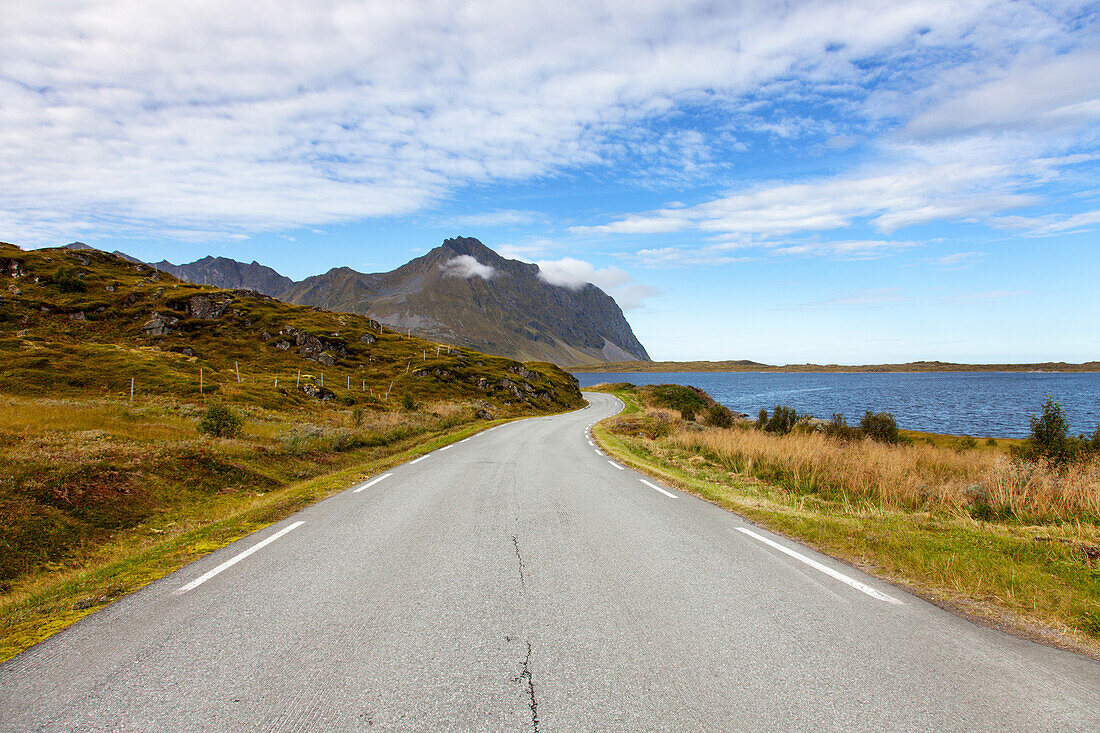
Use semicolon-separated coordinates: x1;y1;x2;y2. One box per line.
592;387;1100;659
0;403;522;662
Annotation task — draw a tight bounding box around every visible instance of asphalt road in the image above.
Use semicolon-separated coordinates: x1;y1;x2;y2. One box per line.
3;392;1098;731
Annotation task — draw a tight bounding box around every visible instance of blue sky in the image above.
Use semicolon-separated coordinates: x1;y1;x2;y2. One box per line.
3;1;1099;363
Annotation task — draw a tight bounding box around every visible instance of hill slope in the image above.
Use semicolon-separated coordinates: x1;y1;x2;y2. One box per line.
0;242;583;413
142;237;650;367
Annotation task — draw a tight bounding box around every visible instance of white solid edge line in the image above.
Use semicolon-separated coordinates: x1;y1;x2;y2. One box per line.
354;472;392;493
640;479;678;499
736;527;903;605
607;460;625;470
174;521;305;595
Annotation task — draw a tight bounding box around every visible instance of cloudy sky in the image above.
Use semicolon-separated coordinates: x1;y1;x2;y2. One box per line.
4;1;1098;363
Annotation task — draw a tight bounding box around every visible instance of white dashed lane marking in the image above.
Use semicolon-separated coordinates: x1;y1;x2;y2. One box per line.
354;473;392;493
174;521;305;595
640;479;677;499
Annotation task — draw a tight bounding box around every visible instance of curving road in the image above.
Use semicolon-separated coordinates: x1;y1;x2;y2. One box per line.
2;392;1098;731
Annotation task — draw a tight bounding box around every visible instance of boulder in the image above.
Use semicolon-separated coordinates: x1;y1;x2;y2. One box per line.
300;383;335;401
184;293;233;319
359;333;377;345
1;259;26;278
142;312;179;336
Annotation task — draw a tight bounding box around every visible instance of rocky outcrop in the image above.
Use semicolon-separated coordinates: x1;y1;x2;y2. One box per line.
143;312;179;336
184;293;233;319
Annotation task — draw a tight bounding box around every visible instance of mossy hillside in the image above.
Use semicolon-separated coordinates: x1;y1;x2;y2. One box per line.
0;242;583;413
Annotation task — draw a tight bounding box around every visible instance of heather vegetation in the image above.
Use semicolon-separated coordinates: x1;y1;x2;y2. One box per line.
590;382;1100;654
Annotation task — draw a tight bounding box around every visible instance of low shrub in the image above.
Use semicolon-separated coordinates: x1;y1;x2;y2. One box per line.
196;402;243;438
758;405;799;435
705;403;735;429
860;410;900;444
823;412;859;441
680;406;696;422
1011;398;1092;466
49;267;86;293
402;393;416;411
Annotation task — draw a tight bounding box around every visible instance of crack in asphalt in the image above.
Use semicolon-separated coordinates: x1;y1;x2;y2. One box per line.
511;534;527;588
514;641;540;733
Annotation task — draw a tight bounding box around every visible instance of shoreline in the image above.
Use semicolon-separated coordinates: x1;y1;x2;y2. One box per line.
570;361;1100;374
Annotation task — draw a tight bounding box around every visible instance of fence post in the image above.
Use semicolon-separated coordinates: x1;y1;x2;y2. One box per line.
235;361;240;383
200;368;203;395
130;377;134;404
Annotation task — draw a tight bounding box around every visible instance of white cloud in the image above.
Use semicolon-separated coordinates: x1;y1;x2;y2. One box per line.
536;257;656;309
447;209;541;227
785;287;910;310
575;153;1045;239
993;208;1100;235
1;0;1075;243
768;239;922;259
932;251;985;267
904;48;1100;137
442;255;495;280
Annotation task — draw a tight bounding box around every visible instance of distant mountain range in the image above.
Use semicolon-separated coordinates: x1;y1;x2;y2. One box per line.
67;237;650;367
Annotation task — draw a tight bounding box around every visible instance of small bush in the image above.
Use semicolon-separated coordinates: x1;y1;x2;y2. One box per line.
823;413;858;441
50;267;86;293
705;403;735;428
401;393;416;411
1030;397;1071;463
351;407;364;427
197;402;243;438
860;410;899;444
952;436;978;452
1012;397;1081;466
985;437;997;447
759;405;798;435
680;406;695;422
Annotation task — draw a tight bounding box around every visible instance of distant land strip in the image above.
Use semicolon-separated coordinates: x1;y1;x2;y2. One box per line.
570;360;1100;373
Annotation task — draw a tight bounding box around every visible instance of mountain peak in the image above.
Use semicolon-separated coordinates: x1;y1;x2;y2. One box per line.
440;236;501;263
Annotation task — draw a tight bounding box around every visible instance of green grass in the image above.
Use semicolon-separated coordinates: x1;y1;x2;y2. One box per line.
591;386;1100;658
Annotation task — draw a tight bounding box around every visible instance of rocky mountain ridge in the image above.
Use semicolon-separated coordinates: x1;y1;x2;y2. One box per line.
76;237;650;367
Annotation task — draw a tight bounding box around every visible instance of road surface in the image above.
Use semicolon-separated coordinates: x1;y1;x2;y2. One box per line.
2;392;1098;731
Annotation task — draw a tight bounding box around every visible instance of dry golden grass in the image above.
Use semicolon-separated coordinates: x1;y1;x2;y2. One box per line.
673;422;1100;521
